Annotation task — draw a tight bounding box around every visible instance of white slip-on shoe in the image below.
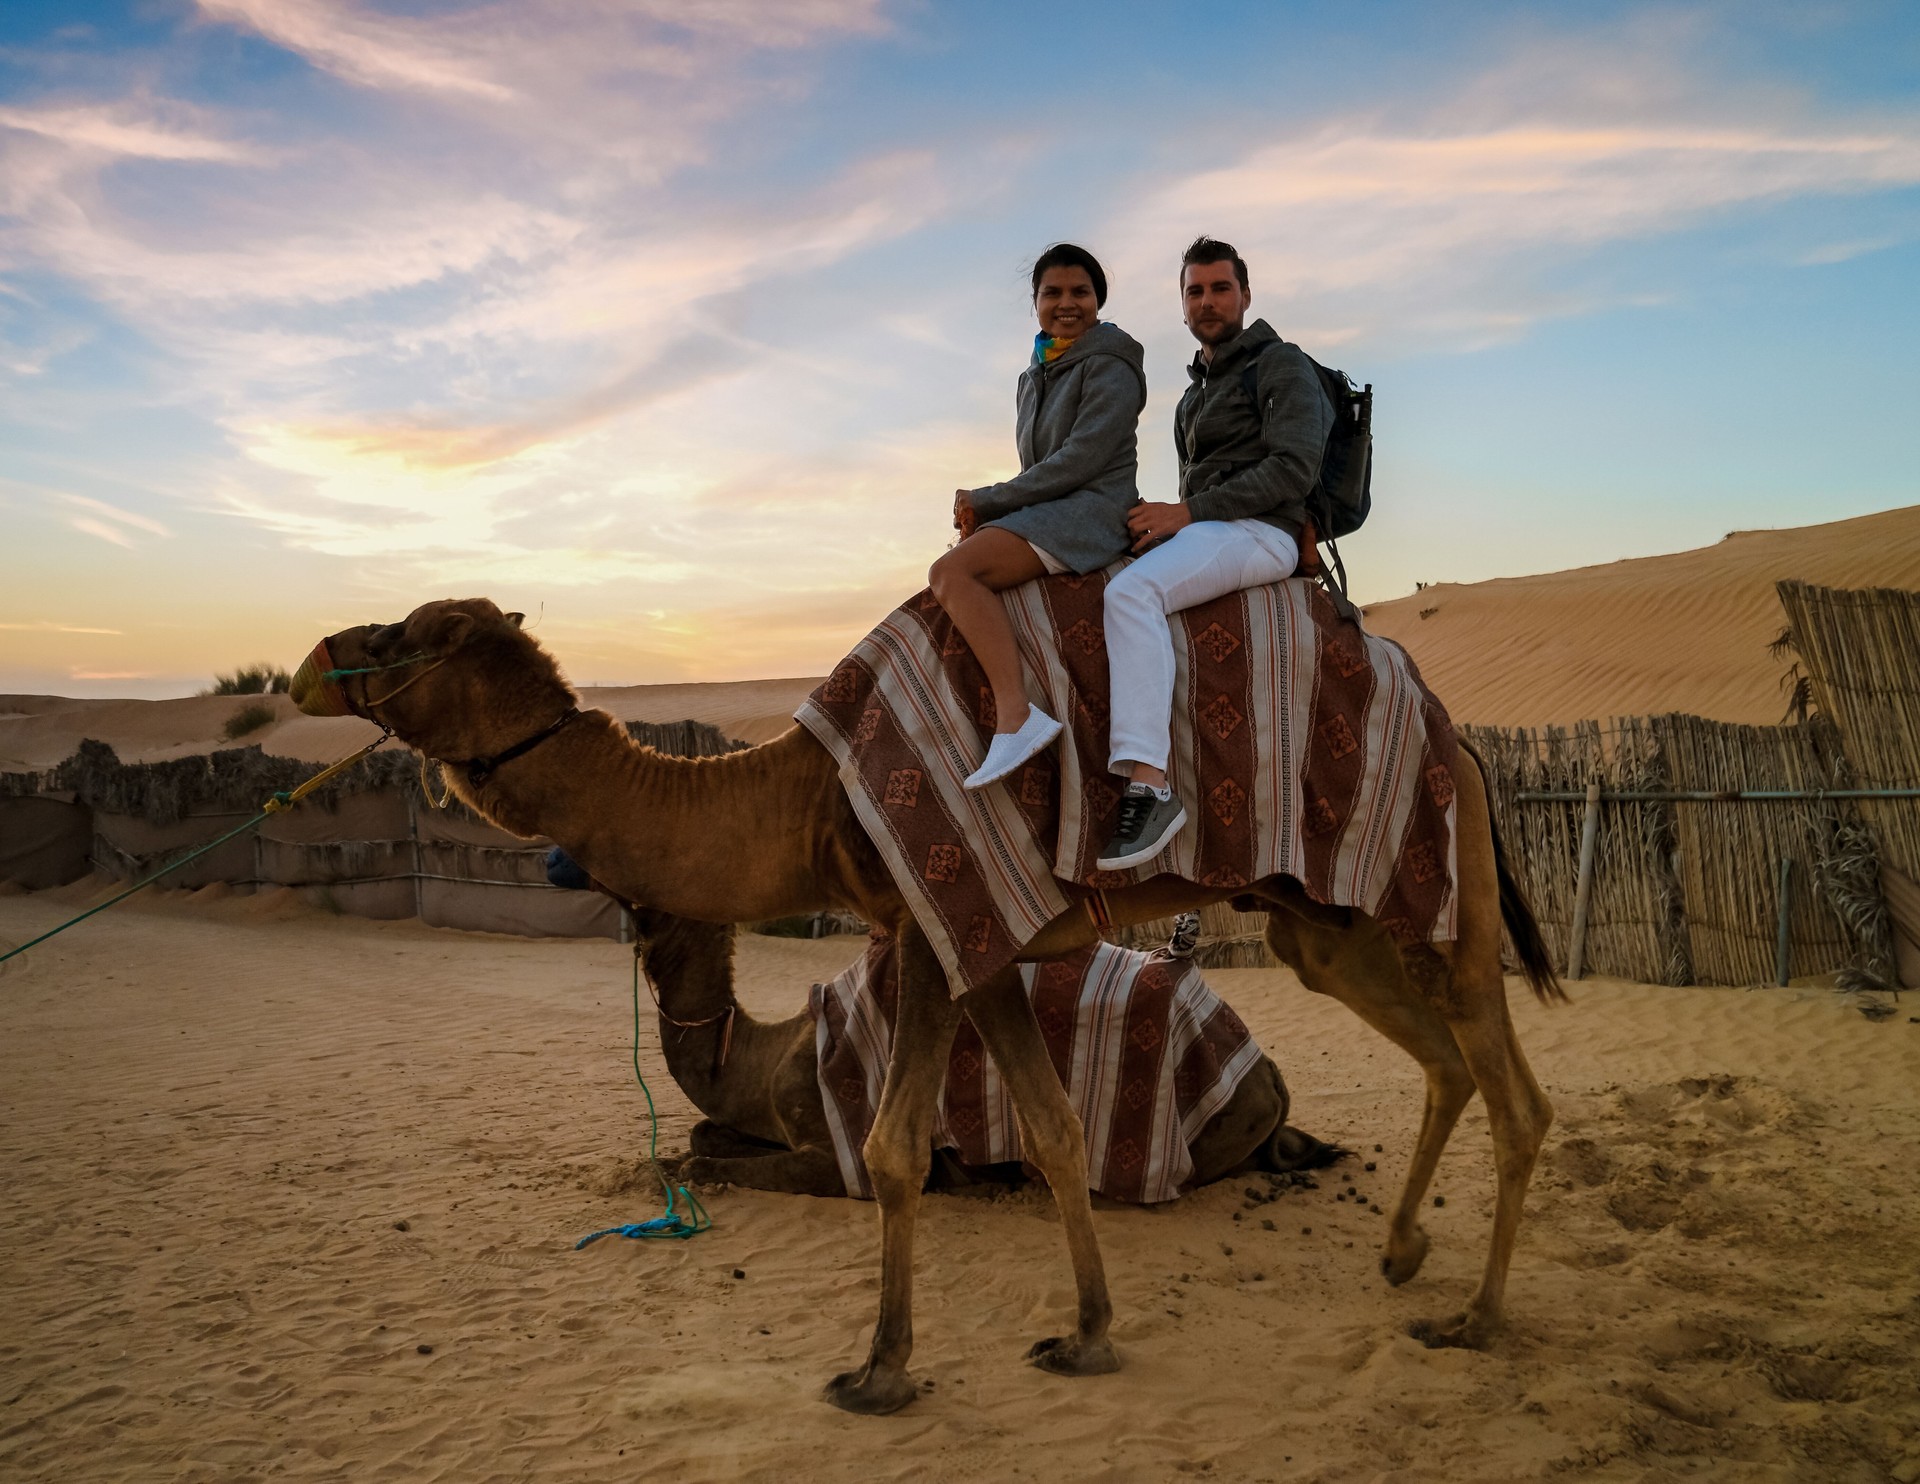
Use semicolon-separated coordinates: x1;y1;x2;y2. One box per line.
963;706;1064;790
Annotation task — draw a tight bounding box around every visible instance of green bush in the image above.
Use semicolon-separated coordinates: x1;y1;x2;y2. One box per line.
205;663;292;696
223;702;275;740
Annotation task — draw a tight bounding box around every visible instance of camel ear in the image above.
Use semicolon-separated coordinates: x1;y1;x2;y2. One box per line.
429;610;478;653
504;611;525;629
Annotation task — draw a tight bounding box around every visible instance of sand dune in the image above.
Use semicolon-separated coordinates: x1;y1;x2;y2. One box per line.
2;889;1915;1481
0;677;823;772
1363;503;1920;728
6;506;1918;774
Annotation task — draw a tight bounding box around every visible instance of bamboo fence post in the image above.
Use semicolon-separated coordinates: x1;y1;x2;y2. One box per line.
1775;857;1794;987
1568;778;1603;980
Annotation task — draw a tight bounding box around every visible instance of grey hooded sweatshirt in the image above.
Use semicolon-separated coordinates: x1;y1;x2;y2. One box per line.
965;320;1147;574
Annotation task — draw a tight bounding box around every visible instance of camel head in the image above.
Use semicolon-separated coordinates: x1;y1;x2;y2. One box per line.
291;598;576;770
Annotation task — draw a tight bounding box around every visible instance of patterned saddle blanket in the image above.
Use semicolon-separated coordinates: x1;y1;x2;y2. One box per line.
795;572;1459;997
810;935;1263;1205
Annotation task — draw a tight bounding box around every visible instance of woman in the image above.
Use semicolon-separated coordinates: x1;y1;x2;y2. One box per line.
930;243;1147;790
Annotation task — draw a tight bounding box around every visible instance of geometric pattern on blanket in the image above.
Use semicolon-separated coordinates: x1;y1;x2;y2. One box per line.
810;935;1264;1205
796;572;1459;998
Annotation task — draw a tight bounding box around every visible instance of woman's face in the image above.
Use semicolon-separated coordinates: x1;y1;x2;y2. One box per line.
1034;266;1100;342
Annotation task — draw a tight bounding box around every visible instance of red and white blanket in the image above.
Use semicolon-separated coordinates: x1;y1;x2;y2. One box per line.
810;935;1263;1205
795;573;1460;997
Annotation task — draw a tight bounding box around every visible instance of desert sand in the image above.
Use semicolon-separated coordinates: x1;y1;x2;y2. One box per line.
9;504;1920;775
0;676;822;774
3;883;1916;1482
1362;504;1920;728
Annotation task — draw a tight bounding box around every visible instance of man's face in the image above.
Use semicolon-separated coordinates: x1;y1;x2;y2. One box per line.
1181;259;1250;349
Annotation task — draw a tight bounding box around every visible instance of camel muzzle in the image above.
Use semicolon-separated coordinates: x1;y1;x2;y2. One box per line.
290;640;356;717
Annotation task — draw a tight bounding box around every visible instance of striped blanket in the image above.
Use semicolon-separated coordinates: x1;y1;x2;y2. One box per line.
795;572;1459;998
810;935;1264;1204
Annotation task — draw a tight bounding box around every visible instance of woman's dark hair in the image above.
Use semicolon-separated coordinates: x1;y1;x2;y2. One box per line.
1030;242;1107;307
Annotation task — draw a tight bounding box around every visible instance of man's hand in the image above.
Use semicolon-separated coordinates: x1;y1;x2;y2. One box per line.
1127;500;1191;553
953;489;977;540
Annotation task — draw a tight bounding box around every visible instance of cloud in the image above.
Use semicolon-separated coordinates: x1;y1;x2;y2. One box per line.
60;492;170;538
66;515;135;547
192;0;517;100
0;100;259;162
1103;41;1920;349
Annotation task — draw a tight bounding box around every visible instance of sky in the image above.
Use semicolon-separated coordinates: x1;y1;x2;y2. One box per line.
2;0;1918;698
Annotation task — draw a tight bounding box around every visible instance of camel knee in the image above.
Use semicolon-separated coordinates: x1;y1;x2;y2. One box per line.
863;1120;933;1200
1021;1102;1089;1175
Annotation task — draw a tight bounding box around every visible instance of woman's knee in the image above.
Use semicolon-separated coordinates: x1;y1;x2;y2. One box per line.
928;545;973;595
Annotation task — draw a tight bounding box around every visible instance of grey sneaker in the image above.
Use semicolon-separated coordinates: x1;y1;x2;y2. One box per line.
1166;911;1203;958
1097;784;1188;871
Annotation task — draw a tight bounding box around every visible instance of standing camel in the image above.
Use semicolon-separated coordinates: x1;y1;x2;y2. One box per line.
624;906;1341;1196
292;597;1561;1415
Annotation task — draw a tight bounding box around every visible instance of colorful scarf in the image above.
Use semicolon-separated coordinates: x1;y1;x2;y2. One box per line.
1032;331;1071;366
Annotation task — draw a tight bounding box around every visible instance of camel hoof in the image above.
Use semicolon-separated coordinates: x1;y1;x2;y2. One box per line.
1380;1225;1430;1287
822;1366;919;1415
1406;1310;1496;1350
1026;1334;1120;1377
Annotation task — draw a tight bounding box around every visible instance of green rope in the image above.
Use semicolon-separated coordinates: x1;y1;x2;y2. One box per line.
0;805;281;967
573;955;712;1246
321;654;431;681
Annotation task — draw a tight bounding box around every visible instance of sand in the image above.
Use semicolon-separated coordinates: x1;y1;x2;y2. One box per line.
3;886;1916;1482
8;504;1919;775
1362;504;1920;728
0;677;823;774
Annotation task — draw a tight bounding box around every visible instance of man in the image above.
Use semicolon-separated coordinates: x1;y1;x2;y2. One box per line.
1096;236;1332;871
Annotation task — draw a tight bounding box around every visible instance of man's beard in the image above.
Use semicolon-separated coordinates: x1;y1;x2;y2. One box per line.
1191;317;1244;347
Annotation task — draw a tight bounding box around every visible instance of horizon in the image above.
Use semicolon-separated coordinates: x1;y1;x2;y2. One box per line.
4;1;1919;699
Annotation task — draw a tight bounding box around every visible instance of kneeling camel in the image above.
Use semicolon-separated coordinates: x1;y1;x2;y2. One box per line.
625;906;1341;1196
293;597;1562;1415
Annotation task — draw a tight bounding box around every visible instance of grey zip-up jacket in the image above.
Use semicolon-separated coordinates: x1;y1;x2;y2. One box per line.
966;320;1147;573
1175;318;1331;540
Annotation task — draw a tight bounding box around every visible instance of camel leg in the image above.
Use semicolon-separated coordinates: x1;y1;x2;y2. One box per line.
822;926;961;1415
1404;752;1554;1348
687;1120;786;1157
961;969;1119;1378
680;1145;848;1198
1264;909;1475;1289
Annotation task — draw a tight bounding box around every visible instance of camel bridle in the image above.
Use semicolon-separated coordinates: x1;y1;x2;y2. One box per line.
635;943;737;1075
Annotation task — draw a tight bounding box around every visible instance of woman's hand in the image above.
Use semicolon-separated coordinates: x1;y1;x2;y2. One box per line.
1127;500;1191;553
953;490;978;540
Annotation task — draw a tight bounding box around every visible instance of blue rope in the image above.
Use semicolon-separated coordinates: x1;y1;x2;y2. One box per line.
575;954;711;1247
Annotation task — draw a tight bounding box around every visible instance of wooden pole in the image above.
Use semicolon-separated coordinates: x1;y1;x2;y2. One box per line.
1568;779;1603;980
1775;856;1793;988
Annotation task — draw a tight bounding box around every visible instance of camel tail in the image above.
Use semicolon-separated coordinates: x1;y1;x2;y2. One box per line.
1461;739;1568;1006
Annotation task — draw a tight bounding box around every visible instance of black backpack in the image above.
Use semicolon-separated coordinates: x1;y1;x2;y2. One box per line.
1238;342;1373;541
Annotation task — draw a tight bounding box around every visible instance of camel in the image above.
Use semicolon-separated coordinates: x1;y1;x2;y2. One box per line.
621;905;1342;1197
292;596;1562;1416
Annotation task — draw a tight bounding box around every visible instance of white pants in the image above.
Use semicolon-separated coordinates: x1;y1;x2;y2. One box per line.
1105;518;1300;774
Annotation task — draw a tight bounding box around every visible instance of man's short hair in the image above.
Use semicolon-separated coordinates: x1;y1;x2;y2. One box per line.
1180;236;1249;292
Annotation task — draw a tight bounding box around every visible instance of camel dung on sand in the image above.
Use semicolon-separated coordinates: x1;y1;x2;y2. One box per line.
292;596;1563;1416
622;905;1343;1197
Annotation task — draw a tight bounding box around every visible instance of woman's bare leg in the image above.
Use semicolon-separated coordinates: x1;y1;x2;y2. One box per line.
929;528;1048;733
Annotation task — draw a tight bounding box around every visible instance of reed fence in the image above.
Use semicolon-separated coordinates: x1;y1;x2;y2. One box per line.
1468;712;1890;986
1776;581;1920;879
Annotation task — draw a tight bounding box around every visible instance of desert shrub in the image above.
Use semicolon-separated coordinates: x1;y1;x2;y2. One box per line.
205;664;292;696
223;702;275;740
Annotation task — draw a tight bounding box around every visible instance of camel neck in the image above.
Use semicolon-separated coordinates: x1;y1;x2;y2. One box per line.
468;712;848;921
636;917;802;1144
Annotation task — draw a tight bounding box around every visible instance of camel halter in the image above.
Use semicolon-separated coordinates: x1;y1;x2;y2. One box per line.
636;946;737;1075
